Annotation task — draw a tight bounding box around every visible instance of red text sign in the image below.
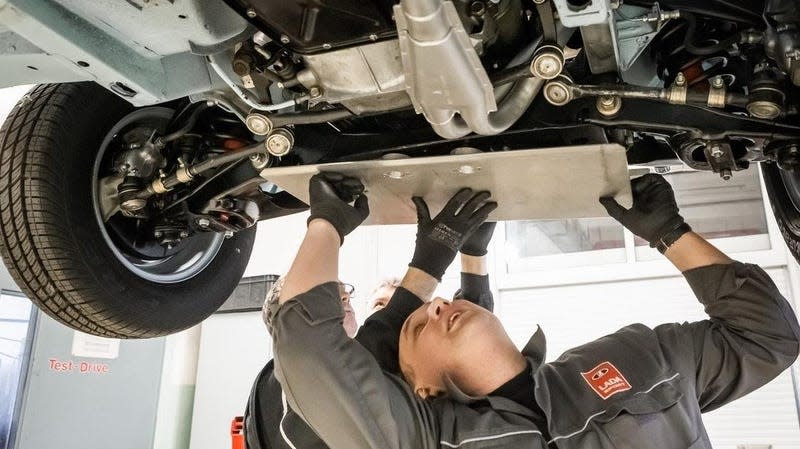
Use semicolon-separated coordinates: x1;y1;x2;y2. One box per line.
581;361;632;400
48;358;110;374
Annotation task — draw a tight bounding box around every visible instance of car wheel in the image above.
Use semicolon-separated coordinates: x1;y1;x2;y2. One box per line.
0;83;255;338
762;161;800;263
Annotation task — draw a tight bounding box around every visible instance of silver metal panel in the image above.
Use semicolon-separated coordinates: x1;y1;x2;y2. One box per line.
261;144;633;225
0;0;247;105
302;40;407;107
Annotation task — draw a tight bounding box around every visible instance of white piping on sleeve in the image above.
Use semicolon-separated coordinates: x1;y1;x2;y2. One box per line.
279;392;299;449
548;372;681;444
635;372;680;395
441;430;543;448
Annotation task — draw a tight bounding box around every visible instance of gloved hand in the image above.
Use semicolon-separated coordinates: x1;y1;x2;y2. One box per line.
307;172;369;245
600;173;690;251
410;188;498;280
460;222;497;257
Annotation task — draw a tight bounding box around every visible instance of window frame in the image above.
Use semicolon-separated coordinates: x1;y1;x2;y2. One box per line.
494;169;788;291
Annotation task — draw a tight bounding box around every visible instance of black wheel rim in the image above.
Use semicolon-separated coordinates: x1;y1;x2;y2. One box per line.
91;107;224;284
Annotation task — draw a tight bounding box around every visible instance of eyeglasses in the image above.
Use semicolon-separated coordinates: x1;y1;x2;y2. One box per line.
339;282;355;296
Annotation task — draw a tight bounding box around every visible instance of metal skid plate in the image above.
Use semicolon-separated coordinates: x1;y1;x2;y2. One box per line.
260;144;633;225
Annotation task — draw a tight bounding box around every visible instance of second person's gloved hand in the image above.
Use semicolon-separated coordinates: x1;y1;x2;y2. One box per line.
307;172;369;245
600;173;691;252
410;188;498;280
460;222;497;257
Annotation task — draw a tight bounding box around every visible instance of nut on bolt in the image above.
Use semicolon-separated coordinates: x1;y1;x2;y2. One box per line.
246;7;257;18
245;113;273;136
710;145;724;159
266;128;295;157
543;77;573;106
197;218;210;228
530;45;564;80
308;86;323;98
674;72;686;87
249;152;270;170
596;96;622;117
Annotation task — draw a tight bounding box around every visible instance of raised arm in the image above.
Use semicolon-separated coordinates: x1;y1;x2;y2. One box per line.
453;222;496;311
270;173;429;449
601;173;800;412
355;189;497;373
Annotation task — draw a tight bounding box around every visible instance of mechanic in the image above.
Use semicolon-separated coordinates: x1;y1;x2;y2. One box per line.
368;277;401;313
268;172;800;449
267;174;548;448
242;279;355;449
245;175;502;449
396;173;800;448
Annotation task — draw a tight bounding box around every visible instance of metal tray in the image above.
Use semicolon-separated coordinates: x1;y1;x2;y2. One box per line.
260;144;633;225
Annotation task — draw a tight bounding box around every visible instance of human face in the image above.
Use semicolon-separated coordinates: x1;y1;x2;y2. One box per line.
398;298;520;399
338;282;358;338
370;285;397;312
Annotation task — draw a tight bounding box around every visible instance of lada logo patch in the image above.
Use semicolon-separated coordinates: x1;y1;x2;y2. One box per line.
581;361;632;400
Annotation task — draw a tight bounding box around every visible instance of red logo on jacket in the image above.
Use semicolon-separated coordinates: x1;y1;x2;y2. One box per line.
581;361;632;400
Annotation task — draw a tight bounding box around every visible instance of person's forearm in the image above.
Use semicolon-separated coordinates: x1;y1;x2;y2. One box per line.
664;231;732;272
399;267;438;303
279;219;340;304
456;254;493;311
460;253;488;275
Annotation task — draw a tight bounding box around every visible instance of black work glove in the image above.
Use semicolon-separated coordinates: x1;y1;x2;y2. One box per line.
410;188;498;280
307;172;369;245
600;173;690;250
460;222;497;257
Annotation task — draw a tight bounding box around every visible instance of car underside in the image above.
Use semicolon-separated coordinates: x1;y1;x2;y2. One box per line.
0;0;798;337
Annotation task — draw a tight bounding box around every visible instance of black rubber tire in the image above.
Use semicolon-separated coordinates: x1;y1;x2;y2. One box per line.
0;83;255;338
762;162;800;263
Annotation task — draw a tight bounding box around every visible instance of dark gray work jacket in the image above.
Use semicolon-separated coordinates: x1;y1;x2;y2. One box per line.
267;262;800;449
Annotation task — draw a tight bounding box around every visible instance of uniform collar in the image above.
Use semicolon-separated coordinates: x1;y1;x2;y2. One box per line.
442;325;547;405
521;325;547;371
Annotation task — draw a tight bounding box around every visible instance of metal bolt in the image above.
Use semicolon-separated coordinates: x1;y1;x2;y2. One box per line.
245;113;273;136
543;80;572;106
197;218;210;228
596;96;622;117
309;86;322;98
470;1;486;16
674;72;686;87
250;153;270;170
246;7;257;18
154;231;163;238
266;129;295;157
532;0;546;4
179;231;189;238
280;35;290;44
224;231;234;239
369;34;378;41
530;46;564;80
710;145;724;159
720;168;732;180
712;76;724;89
322;43;332;50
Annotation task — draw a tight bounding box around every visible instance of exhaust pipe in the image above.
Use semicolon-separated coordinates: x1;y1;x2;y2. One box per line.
394;0;545;139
